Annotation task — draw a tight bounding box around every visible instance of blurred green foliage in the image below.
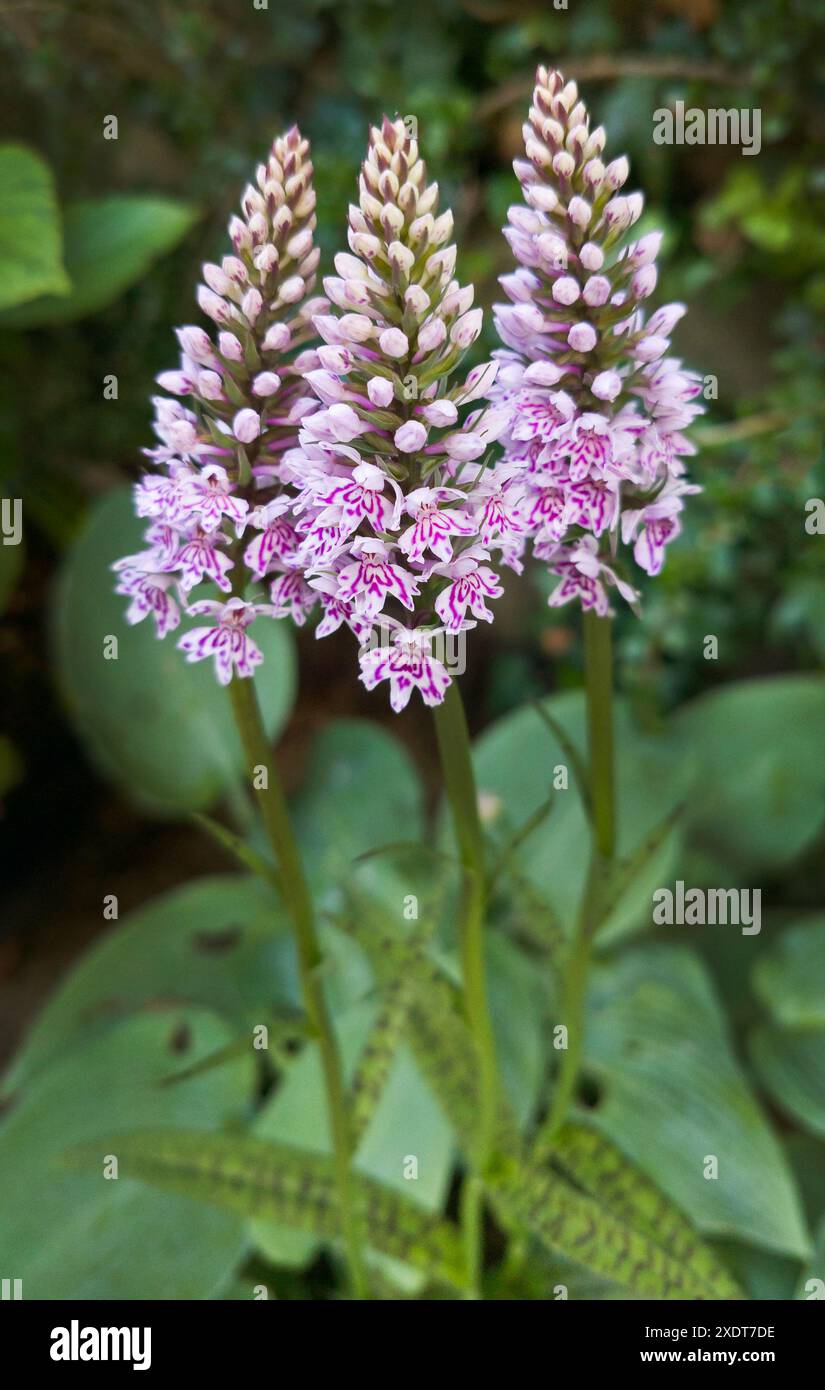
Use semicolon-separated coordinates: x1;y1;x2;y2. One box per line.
2;0;825;1302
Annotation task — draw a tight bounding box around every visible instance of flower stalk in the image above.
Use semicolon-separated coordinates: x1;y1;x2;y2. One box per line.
432;681;498;1297
545;609;615;1138
228;675;369;1300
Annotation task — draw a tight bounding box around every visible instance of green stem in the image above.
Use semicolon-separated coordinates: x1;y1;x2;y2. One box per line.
228;677;369;1300
432;681;499;1297
545;610;615;1139
583;608;616;861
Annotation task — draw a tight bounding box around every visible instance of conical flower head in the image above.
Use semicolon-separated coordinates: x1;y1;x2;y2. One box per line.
113;127;327;682
283;116;513;710
494;66;703;614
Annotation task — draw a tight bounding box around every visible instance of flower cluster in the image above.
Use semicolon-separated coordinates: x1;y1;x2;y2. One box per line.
113;126;325;683
277;116;513;710
492;66;702;616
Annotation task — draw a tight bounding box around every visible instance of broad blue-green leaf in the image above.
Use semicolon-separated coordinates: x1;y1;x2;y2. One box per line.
752;914;825;1029
749;916;825;1139
2;195;197;325
0;145;69;310
471;692;687;945
581;945;809;1259
750;1029;825;1140
292;719;424;905
672;677;825;871
0;1009;253;1299
796;1217;825;1300
487;932;546;1129
54;487;296;814
3;875;296;1093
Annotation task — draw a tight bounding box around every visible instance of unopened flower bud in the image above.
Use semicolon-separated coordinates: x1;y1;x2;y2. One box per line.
394;420;428;452
233;408;261;443
252;371;282;396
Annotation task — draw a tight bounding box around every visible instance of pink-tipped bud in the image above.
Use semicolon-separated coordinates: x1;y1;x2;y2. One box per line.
252;371;282;396
394;420;428;453
367;376;394;408
379;327;409;358
568;196;592;229
177;326;213;362
579;242;604;272
421;399;458;427
629;231;663;267
241;287;263;323
634;335;668;362
605;157;630;190
591;370;622;402
583;275;611;307
632;265;658;299
262;323;291;352
233;408;261;443
218;332;244;361
523;361;564;386
197;287;232;324
405;285;431;315
418;317;447;352
552;276;580;306
450;308;483;348
552;151;575;179
443;431;486;461
568;322;597;352
279;276;305;304
197;370;224;401
338;313;374;343
388;240;415;274
203;263;233;296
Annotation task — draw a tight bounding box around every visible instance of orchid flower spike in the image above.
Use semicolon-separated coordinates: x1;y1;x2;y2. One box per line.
277;115;514;708
113;126;326;675
492;66;703;616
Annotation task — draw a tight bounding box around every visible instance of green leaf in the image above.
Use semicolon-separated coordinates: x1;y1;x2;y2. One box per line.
340;889;521;1159
0;145;69;310
752;914;825;1029
2;195;198;326
544;1123;742;1298
581;945;810;1259
292;720;424;903
750;1028;825;1140
472;692;687;946
487;932;547;1131
2;874;297;1093
60;1127;465;1291
531;701;590;816
0;1009;254;1299
673;677;825;871
347;977;416;1147
54;487;296;814
748;916;825;1140
250;1000;455;1288
796;1217;825;1300
490;1156;742;1301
